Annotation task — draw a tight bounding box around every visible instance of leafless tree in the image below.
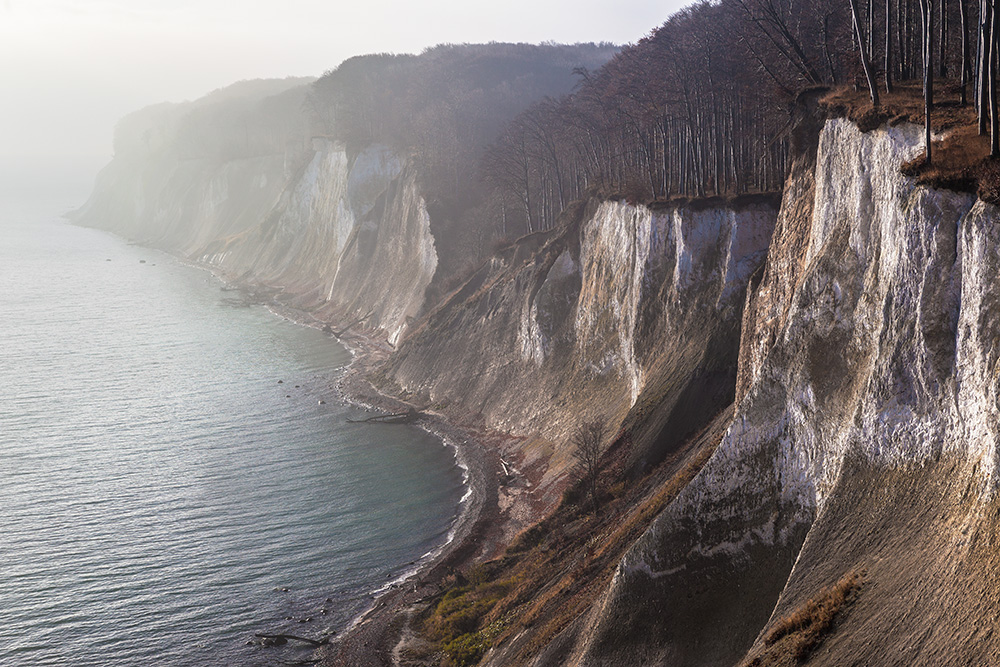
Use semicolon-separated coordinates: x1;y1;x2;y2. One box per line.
572;419;607;515
978;0;991;133
960;0;970;104
991;0;1000;156
920;0;935;163
886;0;895;92
851;0;882;106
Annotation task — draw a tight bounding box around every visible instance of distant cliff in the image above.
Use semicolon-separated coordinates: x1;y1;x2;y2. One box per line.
76;97;436;345
76;44;618;343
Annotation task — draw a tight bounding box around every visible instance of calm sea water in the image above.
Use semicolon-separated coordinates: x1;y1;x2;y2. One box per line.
0;183;464;666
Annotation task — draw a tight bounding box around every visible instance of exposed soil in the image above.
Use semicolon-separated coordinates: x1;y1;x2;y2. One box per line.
821;82;1000;203
740;570;864;667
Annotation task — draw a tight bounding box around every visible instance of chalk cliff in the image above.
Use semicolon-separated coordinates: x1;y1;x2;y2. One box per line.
77;110;438;345
196;140;438;346
77;76;1000;666
382;195;777;504
541;112;1000;666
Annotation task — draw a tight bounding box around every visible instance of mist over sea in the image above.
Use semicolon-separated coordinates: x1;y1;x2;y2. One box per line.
0;171;464;666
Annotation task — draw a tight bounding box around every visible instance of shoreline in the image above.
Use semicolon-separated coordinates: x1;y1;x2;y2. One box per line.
235;290;506;665
315;331;501;666
73;231;510;664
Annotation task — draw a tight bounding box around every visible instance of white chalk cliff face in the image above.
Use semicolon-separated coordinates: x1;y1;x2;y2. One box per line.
572;201;774;405
385;196;777;499
561;117;1000;666
77;138;437;345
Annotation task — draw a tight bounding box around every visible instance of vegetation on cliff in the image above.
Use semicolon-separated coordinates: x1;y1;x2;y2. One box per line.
415;412;726;667
481;0;1000;242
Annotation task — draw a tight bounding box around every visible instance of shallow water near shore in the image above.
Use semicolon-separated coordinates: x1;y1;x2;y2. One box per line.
0;193;465;666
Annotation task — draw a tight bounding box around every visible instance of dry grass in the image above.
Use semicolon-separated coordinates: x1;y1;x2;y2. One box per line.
743;568;864;666
821;83;975;132
593;444;714;562
764;569;863;647
899;122;985;193
491;422;724;660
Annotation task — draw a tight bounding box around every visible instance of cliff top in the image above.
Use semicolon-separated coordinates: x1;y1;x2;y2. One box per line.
821;83;1000;204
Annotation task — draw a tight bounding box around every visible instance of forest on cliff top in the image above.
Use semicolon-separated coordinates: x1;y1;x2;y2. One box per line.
309;0;993;280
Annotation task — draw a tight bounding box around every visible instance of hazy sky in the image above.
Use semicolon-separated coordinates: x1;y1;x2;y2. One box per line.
0;0;691;172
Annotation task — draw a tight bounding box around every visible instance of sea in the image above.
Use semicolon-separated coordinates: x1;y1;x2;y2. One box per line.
0;161;466;666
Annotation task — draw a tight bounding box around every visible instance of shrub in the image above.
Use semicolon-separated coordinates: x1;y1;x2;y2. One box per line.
443;632;489;666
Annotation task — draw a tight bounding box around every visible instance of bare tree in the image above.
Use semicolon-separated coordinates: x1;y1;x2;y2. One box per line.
571;419;607;515
979;0;992;133
735;0;826;85
920;0;935;164
961;0;970;104
991;0;1000;155
851;0;882;106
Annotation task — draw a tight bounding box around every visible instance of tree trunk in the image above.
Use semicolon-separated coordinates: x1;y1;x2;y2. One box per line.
941;0;950;77
869;0;876;57
822;13;840;83
962;0;971;104
980;0;991;134
991;0;1000;155
851;0;882;107
887;0;895;92
922;0;935;164
255;633;329;647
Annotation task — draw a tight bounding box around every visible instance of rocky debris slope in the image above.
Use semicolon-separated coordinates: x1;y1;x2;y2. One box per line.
554;110;1000;666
